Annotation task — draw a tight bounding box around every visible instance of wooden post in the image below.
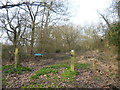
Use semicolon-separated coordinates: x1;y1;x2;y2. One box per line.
14;48;18;68
70;50;75;71
92;60;97;71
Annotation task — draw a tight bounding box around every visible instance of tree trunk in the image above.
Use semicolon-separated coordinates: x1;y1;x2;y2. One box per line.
30;21;35;55
38;7;45;53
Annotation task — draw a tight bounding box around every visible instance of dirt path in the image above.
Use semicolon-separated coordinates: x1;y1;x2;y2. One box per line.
3;51;120;88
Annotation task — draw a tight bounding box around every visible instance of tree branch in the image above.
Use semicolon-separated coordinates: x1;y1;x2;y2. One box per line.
98;12;110;28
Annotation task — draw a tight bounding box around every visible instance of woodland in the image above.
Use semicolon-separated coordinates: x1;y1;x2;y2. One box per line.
0;0;120;89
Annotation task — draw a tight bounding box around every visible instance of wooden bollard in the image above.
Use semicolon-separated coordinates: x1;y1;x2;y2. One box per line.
70;50;75;71
92;60;97;71
14;48;19;68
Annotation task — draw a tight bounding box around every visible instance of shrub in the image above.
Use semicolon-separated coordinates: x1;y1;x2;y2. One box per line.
55;49;61;53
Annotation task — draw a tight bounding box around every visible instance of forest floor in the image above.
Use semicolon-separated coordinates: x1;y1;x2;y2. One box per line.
2;50;120;89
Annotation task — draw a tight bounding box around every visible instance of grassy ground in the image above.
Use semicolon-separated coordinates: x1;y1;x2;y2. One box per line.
22;63;90;88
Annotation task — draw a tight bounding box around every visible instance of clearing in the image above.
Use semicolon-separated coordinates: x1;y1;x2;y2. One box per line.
2;50;120;88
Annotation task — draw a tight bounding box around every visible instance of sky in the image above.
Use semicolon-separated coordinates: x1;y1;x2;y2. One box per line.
0;0;116;43
0;0;113;26
69;0;112;26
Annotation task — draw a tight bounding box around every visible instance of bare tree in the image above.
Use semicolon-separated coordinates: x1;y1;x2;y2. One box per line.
0;8;26;49
60;25;79;51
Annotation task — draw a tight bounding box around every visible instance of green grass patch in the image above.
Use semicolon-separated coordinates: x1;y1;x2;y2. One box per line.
75;63;90;69
49;63;90;70
22;84;43;88
30;67;58;79
2;65;13;70
2;65;32;74
61;69;77;79
30;64;70;79
30;63;90;80
49;64;70;69
46;75;59;83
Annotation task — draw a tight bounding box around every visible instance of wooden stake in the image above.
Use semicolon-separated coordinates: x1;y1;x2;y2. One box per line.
93;60;97;71
14;48;18;68
70;50;75;71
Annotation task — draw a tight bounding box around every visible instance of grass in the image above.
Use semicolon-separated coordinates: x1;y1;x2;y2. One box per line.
2;65;13;70
8;62;91;88
30;63;70;79
46;75;60;83
2;65;32;74
29;63;91;88
22;84;43;88
49;64;70;69
1;65;29;87
75;63;91;69
61;69;78;82
43;69;77;87
30;67;58;79
61;69;77;78
30;63;90;80
30;68;77;88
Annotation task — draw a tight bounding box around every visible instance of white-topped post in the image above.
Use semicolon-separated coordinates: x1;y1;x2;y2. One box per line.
70;50;75;71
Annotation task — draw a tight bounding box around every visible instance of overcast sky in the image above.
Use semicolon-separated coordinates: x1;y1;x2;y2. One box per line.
0;0;116;43
69;0;112;26
0;0;113;26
